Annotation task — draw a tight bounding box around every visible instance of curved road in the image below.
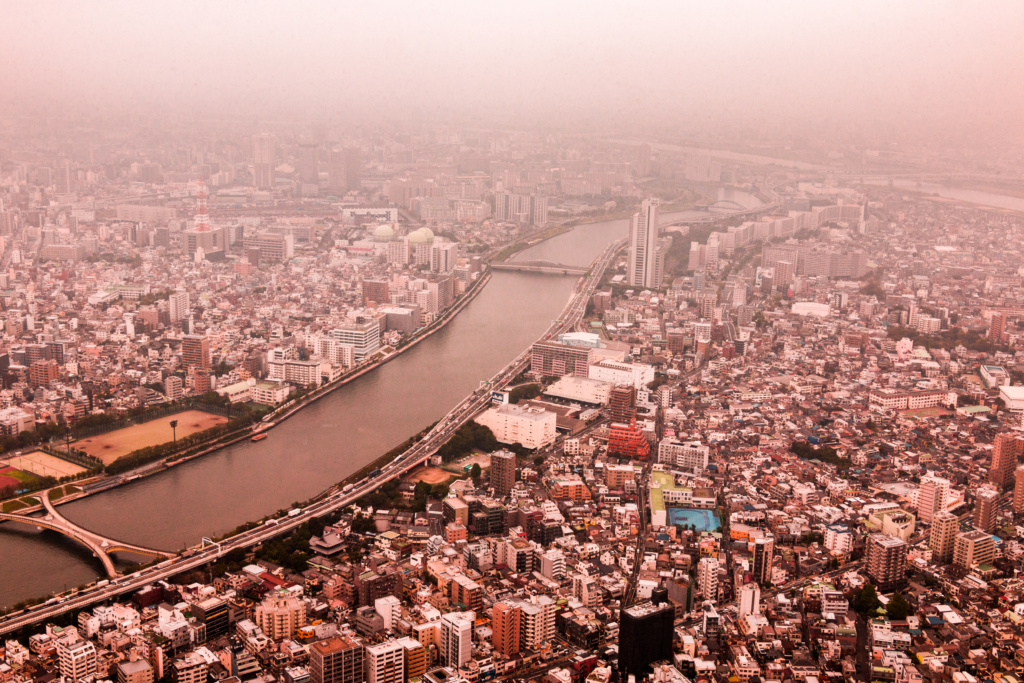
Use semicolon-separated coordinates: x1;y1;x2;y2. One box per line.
0;238;624;637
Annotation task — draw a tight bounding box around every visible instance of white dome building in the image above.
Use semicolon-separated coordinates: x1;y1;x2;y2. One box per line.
372;224;395;242
408;227;435;244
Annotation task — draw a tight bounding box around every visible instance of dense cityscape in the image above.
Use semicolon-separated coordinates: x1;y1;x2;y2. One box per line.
3;4;1024;683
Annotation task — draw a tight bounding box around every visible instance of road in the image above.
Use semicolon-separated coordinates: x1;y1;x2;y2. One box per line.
0;237;626;638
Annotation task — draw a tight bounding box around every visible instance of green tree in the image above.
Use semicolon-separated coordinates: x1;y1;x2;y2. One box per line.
853;584;881;617
470;463;482;483
886;593;911;621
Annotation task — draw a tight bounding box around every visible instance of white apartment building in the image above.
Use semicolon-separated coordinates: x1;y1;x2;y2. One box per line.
365;639;405;683
475;404;556;449
58;640;97;683
439;611;475;668
588;360;654;390
657;440;710;473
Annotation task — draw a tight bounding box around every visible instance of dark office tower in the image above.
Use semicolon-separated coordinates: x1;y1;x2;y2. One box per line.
253;134;275;189
329;148;361;194
990;312;1008;344
865;533;907;592
297;143;320;183
489;449;516;497
361;279;390;307
609;384;637;424
310;636;364;683
192;598;229;638
989;432;1024;490
618;593;674;678
752;536;775;586
973;486;1001;533
181;335;211;372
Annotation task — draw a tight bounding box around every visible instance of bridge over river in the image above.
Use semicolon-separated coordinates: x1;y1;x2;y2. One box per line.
0;490;174;577
490;260;589;275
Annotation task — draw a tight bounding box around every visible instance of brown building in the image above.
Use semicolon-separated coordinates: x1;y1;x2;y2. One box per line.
491;602;521;658
489;450;516;497
361;279;390;307
1014;466;1024;514
609;385;637;424
865;533;907;591
355;569;401;607
309;636;364;683
989;432;1024;489
29;359;59;388
973;486;1001;532
990;312;1008;344
181;335;211;371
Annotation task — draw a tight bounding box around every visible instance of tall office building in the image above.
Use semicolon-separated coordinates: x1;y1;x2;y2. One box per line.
364;640;404;683
439;611;474;668
953;529;996;569
297;143;320;183
618;589;674;679
181;335;211;372
990;432;1023;489
752;536;774;586
361;279;390;306
329;148;361;194
737;585;760;619
628;198;660;288
253;134;276;189
697;557;718;600
929;511;958;564
489;450;516;497
990;312;1008;344
1014;466;1024;514
309;636;364;683
491;602;521;658
865;533;907;591
397;638;426;682
916;475;950;524
609;384;637;423
169;291;190;323
973;485;1001;533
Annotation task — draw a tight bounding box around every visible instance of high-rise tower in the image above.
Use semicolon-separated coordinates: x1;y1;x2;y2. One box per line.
628;198;660;288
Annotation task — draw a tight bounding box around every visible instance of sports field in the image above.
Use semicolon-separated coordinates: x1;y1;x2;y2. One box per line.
8;451;86;478
0;466;20;492
73;410;228;464
901;407;951;418
406;467;454;484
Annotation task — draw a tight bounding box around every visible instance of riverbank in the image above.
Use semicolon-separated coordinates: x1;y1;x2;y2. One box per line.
0;269;495;520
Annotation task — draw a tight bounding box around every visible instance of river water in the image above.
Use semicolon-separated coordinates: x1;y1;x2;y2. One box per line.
0;205;747;608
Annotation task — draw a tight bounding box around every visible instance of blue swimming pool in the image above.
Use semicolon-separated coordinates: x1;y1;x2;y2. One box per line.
667;508;721;531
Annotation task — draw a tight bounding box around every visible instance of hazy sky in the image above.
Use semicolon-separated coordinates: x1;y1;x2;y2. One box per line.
3;1;1023;141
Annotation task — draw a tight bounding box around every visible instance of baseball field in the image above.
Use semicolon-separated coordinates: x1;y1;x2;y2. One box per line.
7;451;87;478
72;410;228;464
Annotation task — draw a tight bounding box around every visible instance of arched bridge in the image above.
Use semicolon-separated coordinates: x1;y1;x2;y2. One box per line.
0;490;174;577
709;199;746;210
491;260;589;275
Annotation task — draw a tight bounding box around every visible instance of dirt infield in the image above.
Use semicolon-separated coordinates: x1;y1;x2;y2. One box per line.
406;467;455;484
72;410;228;464
8;451;86;478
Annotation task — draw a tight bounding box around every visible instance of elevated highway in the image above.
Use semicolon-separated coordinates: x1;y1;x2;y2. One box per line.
0;238;626;637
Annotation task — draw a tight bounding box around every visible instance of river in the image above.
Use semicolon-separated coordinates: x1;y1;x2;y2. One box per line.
0;204;748;608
